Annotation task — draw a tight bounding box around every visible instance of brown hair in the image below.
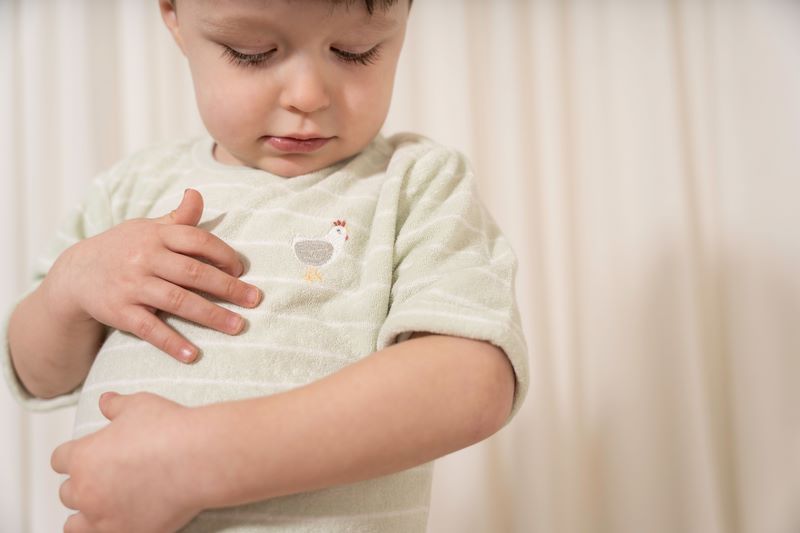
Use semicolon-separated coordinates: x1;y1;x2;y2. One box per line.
169;0;412;15
330;0;412;15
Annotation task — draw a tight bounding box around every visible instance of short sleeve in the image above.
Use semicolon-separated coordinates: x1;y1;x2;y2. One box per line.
376;147;529;426
1;175;115;411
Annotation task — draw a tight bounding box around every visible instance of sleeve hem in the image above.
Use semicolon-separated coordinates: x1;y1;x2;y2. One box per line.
1;288;83;412
376;312;529;427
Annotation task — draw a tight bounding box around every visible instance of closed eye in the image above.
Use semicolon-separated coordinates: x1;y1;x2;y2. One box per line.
221;44;382;68
222;46;276;68
331;45;382;66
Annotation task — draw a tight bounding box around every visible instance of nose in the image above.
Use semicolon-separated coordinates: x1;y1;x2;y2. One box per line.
279;55;331;114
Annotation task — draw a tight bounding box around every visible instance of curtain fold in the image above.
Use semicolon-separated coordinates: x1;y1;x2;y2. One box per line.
1;1;798;532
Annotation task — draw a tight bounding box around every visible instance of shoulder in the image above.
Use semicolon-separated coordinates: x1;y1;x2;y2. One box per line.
97;136;203;192
380;132;475;200
382;132;468;171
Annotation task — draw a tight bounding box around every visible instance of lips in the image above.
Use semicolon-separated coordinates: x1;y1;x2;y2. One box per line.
265;135;332;153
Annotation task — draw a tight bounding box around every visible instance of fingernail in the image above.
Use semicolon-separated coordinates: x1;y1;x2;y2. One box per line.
228;315;244;334
100;391;118;403
247;288;261;306
180;346;196;363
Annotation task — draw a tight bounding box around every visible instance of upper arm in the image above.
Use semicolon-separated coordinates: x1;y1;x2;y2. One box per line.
405;332;515;435
376;147;529;427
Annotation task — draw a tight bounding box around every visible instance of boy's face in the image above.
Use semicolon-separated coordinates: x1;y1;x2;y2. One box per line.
160;0;408;178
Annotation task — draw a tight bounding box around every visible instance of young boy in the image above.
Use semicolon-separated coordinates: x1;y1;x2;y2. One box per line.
2;0;529;531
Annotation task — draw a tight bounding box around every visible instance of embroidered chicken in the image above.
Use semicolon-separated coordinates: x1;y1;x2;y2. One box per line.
292;220;349;282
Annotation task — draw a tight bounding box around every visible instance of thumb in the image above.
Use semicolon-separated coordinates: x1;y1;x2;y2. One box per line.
99;391;125;421
158;188;203;226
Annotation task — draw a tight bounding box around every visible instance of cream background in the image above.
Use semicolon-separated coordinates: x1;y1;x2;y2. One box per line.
2;0;799;532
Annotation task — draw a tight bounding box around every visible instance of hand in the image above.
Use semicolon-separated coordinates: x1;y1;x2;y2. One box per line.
43;188;262;363
52;392;204;533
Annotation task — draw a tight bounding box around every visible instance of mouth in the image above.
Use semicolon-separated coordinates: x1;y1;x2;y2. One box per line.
264;135;333;153
279;133;328;141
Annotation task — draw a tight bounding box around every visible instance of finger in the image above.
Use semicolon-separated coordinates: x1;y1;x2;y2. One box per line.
158;224;245;277
99;391;125;421
59;478;79;511
153;251;261;308
140;277;246;335
155;188;203;226
64;512;92;533
51;442;74;474
119;306;198;363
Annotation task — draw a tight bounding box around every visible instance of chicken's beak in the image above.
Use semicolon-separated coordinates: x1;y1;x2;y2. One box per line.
346;235;349;241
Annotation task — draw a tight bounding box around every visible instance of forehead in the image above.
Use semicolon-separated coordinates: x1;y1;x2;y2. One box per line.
191;0;401;36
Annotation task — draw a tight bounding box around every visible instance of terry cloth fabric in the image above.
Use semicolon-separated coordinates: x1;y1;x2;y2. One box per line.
1;132;529;532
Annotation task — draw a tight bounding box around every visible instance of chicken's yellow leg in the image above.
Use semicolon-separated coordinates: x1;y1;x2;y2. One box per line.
304;266;323;283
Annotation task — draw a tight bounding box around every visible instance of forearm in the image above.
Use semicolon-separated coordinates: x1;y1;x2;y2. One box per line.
185;334;515;509
8;278;104;399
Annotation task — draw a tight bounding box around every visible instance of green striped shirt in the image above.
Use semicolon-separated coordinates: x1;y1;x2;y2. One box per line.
3;132;528;532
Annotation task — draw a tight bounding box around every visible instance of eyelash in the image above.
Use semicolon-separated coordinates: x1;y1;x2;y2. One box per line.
221;45;382;68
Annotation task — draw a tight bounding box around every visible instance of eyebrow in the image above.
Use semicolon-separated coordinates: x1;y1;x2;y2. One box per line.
199;13;399;36
199;16;273;34
358;15;399;32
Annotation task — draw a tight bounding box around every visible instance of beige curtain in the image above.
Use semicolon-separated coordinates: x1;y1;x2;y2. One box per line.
2;1;799;532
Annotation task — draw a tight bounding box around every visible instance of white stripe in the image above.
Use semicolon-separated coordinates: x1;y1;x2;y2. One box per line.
245;207;371;235
74;420;109;435
396;247;490;274
396;214;483;248
423;289;528;340
82;213;104;235
55;230;79;245
426;289;508;317
394;268;510;298
243;276;390;296
71;203;105;235
100;340;352;361
411;245;488;260
311;184;382;203
479;266;514;288
492;250;513;262
388;308;527;349
414;190;473;211
197;505;430;523
389;308;502;327
374;208;397;219
229;242;393;267
83;377;299;394
193;206;372;236
227;239;288;249
52;228;393;270
36;257;54;272
112;179;384;211
191;178;390;204
243;310;379;330
193;181;291;194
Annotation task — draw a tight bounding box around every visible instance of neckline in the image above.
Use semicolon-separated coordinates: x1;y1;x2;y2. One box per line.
191;135;351;187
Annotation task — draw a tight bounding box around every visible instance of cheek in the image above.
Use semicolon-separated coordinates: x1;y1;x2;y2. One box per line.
340;76;393;129
191;64;273;136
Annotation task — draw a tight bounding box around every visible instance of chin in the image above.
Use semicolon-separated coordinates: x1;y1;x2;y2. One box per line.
255;156;320;178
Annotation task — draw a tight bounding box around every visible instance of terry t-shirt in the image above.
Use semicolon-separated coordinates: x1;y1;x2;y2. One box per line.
2;132;529;533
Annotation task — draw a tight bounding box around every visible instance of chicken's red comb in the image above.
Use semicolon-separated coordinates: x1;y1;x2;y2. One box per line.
333;220;347;227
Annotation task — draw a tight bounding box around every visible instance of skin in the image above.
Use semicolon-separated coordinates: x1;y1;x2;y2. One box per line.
8;189;261;398
9;1;517;531
165;0;408;177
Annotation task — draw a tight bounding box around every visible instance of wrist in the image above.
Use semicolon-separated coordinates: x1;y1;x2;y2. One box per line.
176;403;235;510
178;399;273;510
41;245;92;325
